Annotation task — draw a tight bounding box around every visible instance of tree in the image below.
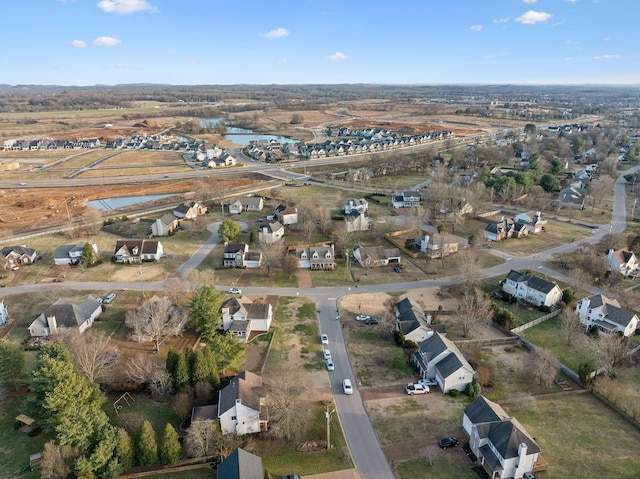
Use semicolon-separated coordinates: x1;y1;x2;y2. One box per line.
217;219;240;242
137;420;158;466
116;428;135;471
167;349;189;390
126;296;187;352
524;123;536;135
458;250;483;294
189;285;225;342
550;158;564;175
265;367;311;442
207;336;245;375
160;424;182;466
0;339;25;389
586;334;630;377
539;174;561;192
529;348;558;387
183;420;226;459
58;328;114;383
290;113;304;124
81;242;100;266
283;253;298;279
40;441;81;479
260;241;286;276
316;207;333;236
189;349;211;385
458;288;492;338
558;309;583;346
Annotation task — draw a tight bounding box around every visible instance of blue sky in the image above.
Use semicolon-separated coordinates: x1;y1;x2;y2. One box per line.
2;0;638;86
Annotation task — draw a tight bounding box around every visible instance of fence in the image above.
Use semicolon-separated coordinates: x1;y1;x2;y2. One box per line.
510;309;560;334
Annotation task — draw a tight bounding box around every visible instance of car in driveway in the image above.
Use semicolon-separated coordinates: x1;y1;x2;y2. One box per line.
406;383;429;395
364;317;379;325
103;293;117;304
325;359;334;371
321;334;329;345
438;437;459;449
227;287;242;294
393;266;402;273
342;379;353;395
356;314;371;321
322;349;331;360
418;378;437;387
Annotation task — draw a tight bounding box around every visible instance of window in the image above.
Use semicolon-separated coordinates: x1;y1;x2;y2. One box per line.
231;416;236;420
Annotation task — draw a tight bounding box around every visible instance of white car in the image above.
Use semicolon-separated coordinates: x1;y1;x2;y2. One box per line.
418;378;437;387
326;359;334;371
227;287;242;294
406;383;429;395
103;293;117;304
342;379;353;395
322;349;332;361
356;314;371;321
321;334;329;345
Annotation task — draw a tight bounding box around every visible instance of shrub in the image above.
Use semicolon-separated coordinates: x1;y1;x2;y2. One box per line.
538;304;551;313
448;388;460;397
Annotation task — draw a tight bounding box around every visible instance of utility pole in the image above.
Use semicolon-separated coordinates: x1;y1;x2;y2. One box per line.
325;404;335;449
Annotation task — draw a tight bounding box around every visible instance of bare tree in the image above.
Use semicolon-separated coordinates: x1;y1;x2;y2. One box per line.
40;441;81;479
316;206;333;237
559;309;583;346
529;347;559;387
125;296;186;352
300;220;317;242
458;250;483;294
183;420;241;460
57;328;115;383
265;368;311;442
171;390;194;421
458;288;492;338
586;334;631;377
260;241;286;276
126;353;173;398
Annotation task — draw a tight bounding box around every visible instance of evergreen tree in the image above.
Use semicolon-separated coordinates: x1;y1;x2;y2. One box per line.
0;339;25;389
190;349;211;385
208;334;246;374
174;352;190;390
81;242;100;266
115;428;135;471
159;423;182;465
217;218;240;242
166;349;180;377
202;346;220;387
137;420;158;466
188;286;225;342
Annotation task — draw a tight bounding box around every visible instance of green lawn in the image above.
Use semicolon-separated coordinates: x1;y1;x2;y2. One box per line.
395;455;478;479
105;392;182;438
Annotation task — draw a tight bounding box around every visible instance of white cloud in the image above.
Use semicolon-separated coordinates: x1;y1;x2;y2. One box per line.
515;10;553;24
186;59;197;65
115;63;137;69
71;39;87;48
493;17;510;24
603;36;609;41
259;28;290;39
93;36;121;46
326;51;348;62
594;54;620;60
470;25;483;32
277;58;288;64
97;0;157;15
523;0;537;3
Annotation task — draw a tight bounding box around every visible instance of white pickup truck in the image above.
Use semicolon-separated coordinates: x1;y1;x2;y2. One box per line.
405;383;429;395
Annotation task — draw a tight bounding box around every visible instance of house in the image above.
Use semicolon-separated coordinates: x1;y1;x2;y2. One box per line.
412;332;475;393
345;198;368;214
2;245;37;268
344;210;370;232
439;198;474;218
173;201;207;220
575;293;639;337
501;270;562;308
53;243;97;266
217;371;267;435
606;248;640;277
275;204;298;225
0;300;8;325
220;296;273;341
28;296;102;337
395;298;433;344
417;233;464;259
217;448;263;479
228;199;244;214
240;196;264;212
392;190;421;208
463;396;542;479
556;186;587;209
353;245;402;268
296;244;337;270
222;243;261;268
150;213;179;237
514;211;547;234
258;221;284;244
113;240;163;263
484;219;514;242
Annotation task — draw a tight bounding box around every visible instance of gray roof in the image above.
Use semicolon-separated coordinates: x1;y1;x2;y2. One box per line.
436;352;464;378
53;243;83;259
464;396;508;425
2;245;36;257
602;304;637;328
39;296;100;328
505;269;558;294
217;371;263;416
190;405;217;423
217;448;263;479
475;418;540;459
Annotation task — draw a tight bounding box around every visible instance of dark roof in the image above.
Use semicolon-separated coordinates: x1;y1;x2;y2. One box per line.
190;405;217;423
217;448;263;479
218;371;263;416
464;396;508;425
436;352;464;378
603;304;637;327
2;245;36;257
417;332;450;358
41;296;100;328
483;419;540;459
505;269;558;294
224;243;248;254
114;239;160;256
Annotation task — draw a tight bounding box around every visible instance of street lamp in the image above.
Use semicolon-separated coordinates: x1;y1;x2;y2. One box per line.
325;405;336;449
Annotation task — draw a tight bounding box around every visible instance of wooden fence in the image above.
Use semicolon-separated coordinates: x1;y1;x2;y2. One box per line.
510;309;560;334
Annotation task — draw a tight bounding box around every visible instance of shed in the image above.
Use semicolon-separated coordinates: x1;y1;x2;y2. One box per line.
16;414;35;433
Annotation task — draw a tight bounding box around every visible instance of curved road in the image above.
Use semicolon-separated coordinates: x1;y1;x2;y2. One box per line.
1;165;635;479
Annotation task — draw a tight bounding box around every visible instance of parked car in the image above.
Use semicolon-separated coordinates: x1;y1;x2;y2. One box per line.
227;287;242;294
321;334;329;345
438;437;460;449
406;383;429;395
96;297;104;304
418;378;437;387
356;314;371;321
342;379;353;395
393;266;402;273
365;317;379;325
322;349;332;360
103;293;117;304
326;359;334;371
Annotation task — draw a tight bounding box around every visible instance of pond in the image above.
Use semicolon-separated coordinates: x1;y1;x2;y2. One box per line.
200;118;297;146
87;194;176;211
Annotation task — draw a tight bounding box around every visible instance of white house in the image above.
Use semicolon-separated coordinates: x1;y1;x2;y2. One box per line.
53;242;98;266
344;210;370;232
575;293;639;337
345;198;368;215
607;248;640;277
501;270;562;308
463;396;542;479
223;243;261;268
514;211;547;234
28;296;102;337
412;332;475;394
258;221;284;244
217;371;267;436
173;201;207;220
395;298;432;344
0;300;8;325
113;240;163;263
275;204;298;225
392;190;421;208
240;196;264;212
220;296;273;342
296;244;337;270
353;245;402;268
151;213;178;237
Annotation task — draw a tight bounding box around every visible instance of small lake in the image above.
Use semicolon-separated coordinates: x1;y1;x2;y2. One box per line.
200;118;297;146
87;194;175;211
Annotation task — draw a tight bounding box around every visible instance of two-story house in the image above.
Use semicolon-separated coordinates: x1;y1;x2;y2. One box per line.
151;213;179;237
296;244;336;270
463;396;543;479
345;210;370;232
217;371;268;436
173;201;207;220
416;233;464;259
258;221;284;244
275;204;298;225
514;211;547;234
113;239;163;263
392;190;421;208
501;270;562;308
223;243;262;268
395;298;433;344
606;248;640;277
220;296;273;342
575;293;639;337
53;242;98;265
344;198;368;215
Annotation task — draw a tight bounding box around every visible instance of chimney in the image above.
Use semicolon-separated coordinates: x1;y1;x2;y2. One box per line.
517;442;528;471
47;315;57;335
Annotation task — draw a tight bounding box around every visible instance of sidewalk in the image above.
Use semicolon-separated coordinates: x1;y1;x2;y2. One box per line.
304;469;360;479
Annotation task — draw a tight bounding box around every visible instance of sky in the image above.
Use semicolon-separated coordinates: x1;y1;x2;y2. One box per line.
2;0;639;86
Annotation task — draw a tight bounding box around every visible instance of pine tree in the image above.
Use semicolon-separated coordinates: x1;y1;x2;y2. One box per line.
190;349;210;385
174;352;190;390
137;420;158;466
115;428;135;470
201;346;220;388
159;423;182;466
